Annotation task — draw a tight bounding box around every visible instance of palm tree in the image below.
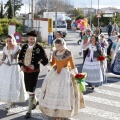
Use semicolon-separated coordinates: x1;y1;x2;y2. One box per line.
4;0;23;18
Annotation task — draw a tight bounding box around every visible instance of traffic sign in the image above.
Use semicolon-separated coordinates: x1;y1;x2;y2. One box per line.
14;32;22;43
103;14;113;17
48;18;53;33
97;14;101;18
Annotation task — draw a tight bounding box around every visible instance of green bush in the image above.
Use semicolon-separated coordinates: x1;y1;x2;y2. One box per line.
0;24;3;35
0;18;23;36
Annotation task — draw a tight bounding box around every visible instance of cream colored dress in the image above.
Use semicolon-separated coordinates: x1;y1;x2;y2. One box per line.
0;46;27;102
39;49;85;118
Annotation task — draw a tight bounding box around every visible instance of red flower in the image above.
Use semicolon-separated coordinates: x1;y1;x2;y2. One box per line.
98;56;105;61
75;73;85;79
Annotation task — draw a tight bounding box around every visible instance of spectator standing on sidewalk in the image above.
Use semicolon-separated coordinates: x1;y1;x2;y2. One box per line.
107;22;113;36
113;23;119;33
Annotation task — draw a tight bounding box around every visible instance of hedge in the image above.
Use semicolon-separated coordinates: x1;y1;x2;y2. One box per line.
0;18;23;36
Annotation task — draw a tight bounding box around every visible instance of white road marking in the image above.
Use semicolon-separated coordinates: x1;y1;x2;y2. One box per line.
84;95;120;108
103;83;120;89
95;88;120;98
80;107;120;120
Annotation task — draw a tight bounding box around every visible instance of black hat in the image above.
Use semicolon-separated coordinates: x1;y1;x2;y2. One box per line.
27;31;37;37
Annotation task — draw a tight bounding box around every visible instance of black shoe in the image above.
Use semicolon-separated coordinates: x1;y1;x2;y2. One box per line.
32;101;39;110
91;86;95;90
25;112;31;119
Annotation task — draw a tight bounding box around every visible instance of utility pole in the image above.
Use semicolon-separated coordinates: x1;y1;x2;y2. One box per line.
55;11;57;33
90;0;92;26
29;0;31;13
12;0;15;17
98;0;100;26
47;0;48;13
31;0;34;30
11;0;15;18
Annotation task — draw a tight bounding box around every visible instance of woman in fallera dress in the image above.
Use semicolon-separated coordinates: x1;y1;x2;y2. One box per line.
110;35;120;65
39;39;85;120
82;35;103;90
0;35;27;110
100;34;108;82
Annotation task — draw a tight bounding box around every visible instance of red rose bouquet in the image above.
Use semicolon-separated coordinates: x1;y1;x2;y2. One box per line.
75;73;85;79
74;73;87;92
98;56;105;62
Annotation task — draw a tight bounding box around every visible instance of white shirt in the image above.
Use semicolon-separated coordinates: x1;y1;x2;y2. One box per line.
79;36;91;52
28;44;35;49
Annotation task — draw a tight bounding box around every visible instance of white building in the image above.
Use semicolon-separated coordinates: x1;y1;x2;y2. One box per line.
101;7;120;13
81;8;96;16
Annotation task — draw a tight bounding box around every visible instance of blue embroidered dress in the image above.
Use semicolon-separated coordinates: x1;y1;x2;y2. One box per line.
111;51;120;75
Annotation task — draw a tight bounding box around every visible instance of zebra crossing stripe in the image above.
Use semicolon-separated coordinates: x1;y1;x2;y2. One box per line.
84;95;120;108
103;83;120;89
94;88;120;98
80;107;120;120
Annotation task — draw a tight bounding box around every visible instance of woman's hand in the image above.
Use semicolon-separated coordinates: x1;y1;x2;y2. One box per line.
20;66;25;71
29;65;35;70
71;73;75;78
53;65;57;70
38;59;43;64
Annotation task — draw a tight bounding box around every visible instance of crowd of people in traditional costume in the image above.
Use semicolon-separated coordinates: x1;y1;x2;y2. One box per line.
0;30;85;120
78;22;120;90
0;21;120;120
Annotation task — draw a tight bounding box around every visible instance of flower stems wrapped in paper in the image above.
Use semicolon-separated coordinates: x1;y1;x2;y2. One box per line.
74;73;87;92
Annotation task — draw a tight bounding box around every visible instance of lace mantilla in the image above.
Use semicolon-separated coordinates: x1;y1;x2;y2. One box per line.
53;50;71;60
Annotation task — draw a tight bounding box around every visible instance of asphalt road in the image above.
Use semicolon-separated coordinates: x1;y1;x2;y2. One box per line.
0;31;120;120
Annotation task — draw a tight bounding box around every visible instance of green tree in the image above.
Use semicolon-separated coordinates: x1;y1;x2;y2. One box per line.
92;14;110;27
114;13;120;27
0;23;3;35
4;0;13;18
4;0;23;18
76;14;84;20
71;8;84;20
0;18;23;35
72;8;83;17
13;0;23;16
0;2;4;18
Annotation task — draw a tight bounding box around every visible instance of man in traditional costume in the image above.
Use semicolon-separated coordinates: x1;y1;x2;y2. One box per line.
79;28;91;63
18;31;48;119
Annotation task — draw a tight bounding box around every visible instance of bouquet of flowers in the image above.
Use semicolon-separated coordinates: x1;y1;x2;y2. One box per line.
74;73;87;92
98;55;111;63
98;55;105;62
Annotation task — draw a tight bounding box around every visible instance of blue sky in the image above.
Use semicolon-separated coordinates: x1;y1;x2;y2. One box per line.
2;0;120;13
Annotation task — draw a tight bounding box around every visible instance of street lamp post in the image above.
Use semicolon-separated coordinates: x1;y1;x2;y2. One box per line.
31;0;34;30
90;0;92;27
98;0;100;26
114;13;116;24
